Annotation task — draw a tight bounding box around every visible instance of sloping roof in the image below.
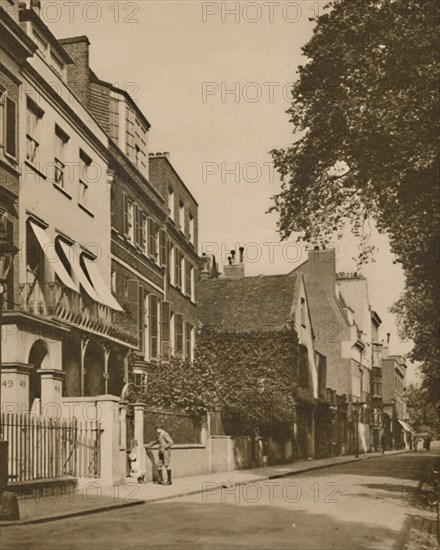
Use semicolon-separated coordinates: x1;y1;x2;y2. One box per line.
199;274;299;332
336;277;369;332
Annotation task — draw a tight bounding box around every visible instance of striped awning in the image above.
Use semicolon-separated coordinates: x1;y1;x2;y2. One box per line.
29;221;78;292
398;420;417;435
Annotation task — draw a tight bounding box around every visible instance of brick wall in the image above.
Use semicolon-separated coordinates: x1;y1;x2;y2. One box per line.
149;155;199;250
167;285;198;330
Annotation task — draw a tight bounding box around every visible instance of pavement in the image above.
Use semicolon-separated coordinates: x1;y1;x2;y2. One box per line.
0;449;410;527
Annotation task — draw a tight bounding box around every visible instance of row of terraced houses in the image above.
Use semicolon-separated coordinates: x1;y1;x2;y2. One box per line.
0;0;411;487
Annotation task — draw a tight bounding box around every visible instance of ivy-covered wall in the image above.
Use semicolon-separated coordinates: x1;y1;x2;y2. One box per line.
142;326;299;432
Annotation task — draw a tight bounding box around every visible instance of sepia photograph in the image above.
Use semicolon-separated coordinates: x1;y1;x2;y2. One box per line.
0;1;438;549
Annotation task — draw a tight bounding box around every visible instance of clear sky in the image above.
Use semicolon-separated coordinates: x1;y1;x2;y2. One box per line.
46;0;417;382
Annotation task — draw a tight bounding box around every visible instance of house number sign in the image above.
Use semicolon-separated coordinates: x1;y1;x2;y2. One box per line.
1;380;26;388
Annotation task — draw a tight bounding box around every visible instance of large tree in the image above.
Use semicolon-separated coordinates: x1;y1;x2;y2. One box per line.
271;0;439;401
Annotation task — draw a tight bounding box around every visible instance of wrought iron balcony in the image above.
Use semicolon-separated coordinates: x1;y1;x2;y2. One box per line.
13;282;138;347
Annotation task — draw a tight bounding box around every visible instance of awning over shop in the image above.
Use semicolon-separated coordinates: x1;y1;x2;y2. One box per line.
82;256;123;312
59;241;100;302
29;221;78;292
398;420;417;435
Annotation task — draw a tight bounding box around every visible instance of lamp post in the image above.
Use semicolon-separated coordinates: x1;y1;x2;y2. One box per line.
352;401;366;458
0;232;19;520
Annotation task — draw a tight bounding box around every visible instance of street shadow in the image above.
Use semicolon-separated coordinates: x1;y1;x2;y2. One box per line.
0;501;405;550
362;482;409;494
302;453;440;483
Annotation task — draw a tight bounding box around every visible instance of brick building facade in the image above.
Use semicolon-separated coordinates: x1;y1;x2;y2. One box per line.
60;35;199;388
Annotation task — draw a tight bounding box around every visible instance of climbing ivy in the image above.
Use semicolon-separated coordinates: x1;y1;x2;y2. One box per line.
141;326;299;429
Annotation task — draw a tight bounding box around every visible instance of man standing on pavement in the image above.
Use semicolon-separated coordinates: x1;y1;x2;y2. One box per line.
146;426;174;485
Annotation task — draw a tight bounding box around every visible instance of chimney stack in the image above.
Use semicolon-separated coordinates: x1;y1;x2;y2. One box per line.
200;253;219;280
58;36;91;108
305;246;337;292
222;245;245;279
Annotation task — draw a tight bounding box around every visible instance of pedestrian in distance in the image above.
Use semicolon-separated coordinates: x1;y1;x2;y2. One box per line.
146;425;174;485
423;436;432;452
380;433;386;454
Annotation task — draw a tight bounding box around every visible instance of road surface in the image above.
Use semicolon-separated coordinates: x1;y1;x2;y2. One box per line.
1;451;439;550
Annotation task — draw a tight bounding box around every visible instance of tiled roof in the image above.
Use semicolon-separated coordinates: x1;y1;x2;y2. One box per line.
199;274;299;332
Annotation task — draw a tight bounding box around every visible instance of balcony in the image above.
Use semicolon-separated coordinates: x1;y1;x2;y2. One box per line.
12;282;138;347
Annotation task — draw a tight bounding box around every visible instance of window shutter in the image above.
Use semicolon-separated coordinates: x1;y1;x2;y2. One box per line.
185;260;191;295
193;267;198;302
138;286;145;353
185;322;192;359
141;212;147;252
123;192;129;236
126;279;139;327
149;294;158;358
160;301;170;359
134;204;142;247
174;249;179;286
175;313;184;355
134;204;138;245
6;97;17;158
148;218;155;258
159;229;167;267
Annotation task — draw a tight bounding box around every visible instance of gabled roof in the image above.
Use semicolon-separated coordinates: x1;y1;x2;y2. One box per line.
199;274;300;332
288;259;353;357
89;71;152;130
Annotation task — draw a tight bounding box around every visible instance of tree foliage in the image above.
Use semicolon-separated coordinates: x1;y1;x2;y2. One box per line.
141;328;298;429
405;383;440;435
271;0;439;400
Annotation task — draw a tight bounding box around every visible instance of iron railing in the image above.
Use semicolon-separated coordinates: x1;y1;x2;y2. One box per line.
1;413;102;482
